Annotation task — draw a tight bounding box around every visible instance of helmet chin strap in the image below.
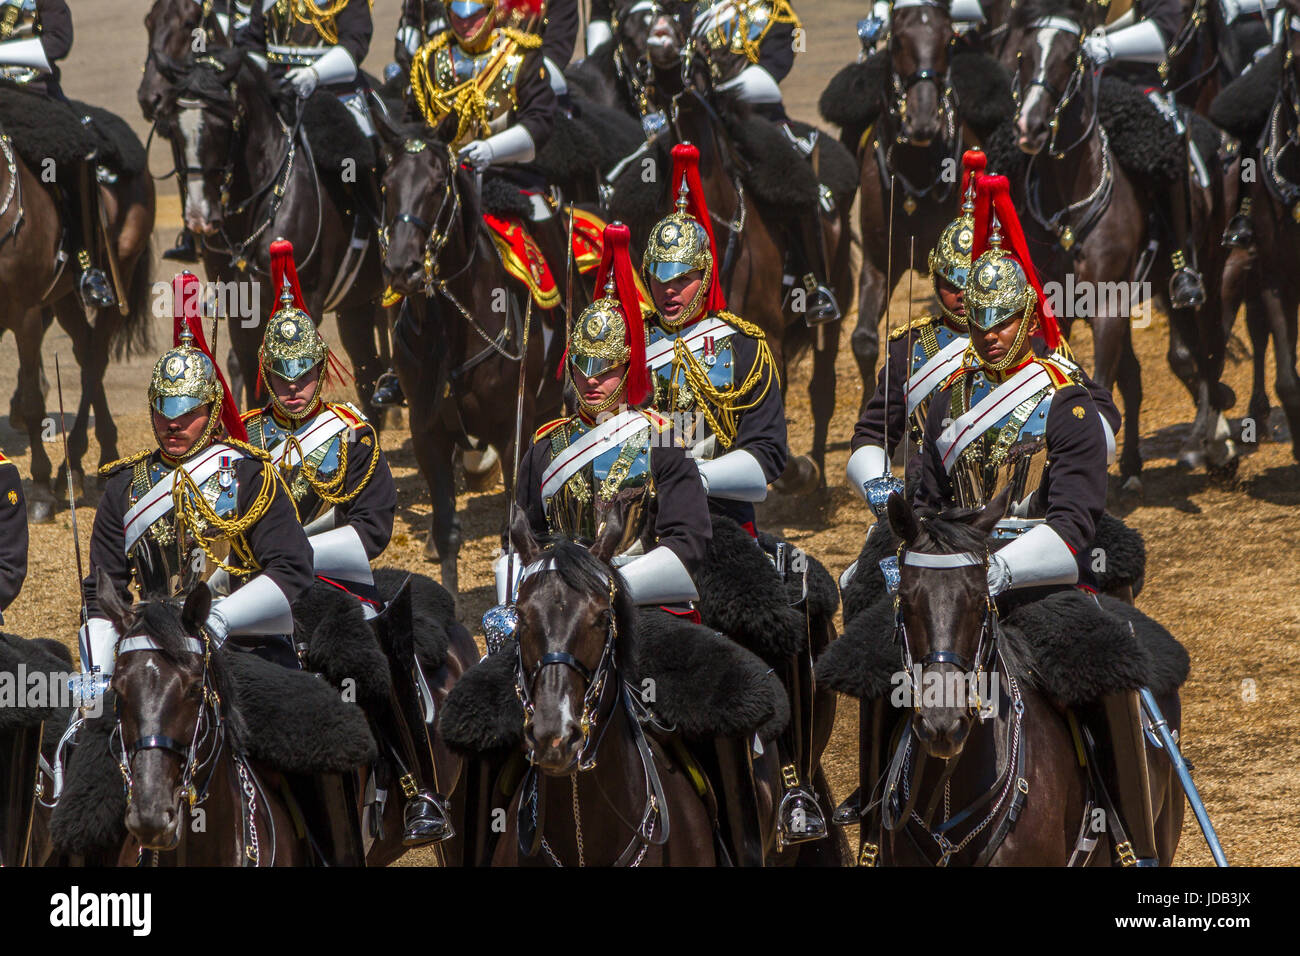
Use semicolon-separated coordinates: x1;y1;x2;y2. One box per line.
155;401;222;463
266;363;325;425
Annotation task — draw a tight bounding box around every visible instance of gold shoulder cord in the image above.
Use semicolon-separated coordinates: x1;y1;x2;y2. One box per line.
99;449;154;477
669;311;779;449
410;29;540;145
171;459;279;578
286;0;372;46
304;426;379;506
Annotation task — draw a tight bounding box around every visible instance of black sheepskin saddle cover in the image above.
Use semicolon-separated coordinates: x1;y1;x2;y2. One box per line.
1097;77;1184;184
0;84;146;176
720;108;859;218
816;587;1188;707
300;87;377;172
1209;45;1282;143
49;651;377;856
439;607;790;758
527;95;645;187
0;634;73;731
292;566;455;711
696;514;839;665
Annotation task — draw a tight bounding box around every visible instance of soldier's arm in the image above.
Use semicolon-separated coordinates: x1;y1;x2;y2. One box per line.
540;0;579;71
649;443;712;576
1037;387;1108;556
728;331;788;484
238;460;314;606
236;0;265;52
36;0;73;63
333;0;374;68
83;468;134;619
334;423;396;560
0;463;27;617
513;48;558;152
758;18;796;83
913;385;954;514
515;437;551;538
848;334;910;496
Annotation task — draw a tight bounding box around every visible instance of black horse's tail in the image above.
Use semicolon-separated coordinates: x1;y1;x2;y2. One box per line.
111;235;154;361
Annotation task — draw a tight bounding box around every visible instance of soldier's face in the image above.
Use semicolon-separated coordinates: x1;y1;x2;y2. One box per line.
651;272;704;324
153;405;210;458
971;312;1032;368
936;277;965;321
578;364;627;410
271;365;322;415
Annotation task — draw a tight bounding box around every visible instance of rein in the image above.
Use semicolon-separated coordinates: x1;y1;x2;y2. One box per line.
1261;49;1300;214
512;563;670;866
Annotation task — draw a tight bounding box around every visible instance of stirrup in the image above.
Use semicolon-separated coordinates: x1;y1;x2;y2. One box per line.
1221;214;1254;250
800;276;841;325
78;267;116;310
162;229;200;263
370;370;407;409
1168;267;1205;310
776;770;828;849
402;789;454;847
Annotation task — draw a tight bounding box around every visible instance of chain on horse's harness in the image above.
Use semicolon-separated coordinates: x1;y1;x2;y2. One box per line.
111;628;272;866
511;561;669;866
1262;47;1300;213
1014;18;1114;250
874;546;1032;866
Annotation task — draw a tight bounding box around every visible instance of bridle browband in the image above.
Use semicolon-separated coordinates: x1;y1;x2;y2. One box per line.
896;547;997;681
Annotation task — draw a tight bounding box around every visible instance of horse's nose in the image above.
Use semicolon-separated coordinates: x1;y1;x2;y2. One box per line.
125;800;181;851
525;720;584;775
914;710;970;758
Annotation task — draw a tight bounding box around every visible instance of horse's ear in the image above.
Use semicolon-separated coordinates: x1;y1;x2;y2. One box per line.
509;506;543;567
374;109;403;164
182;583;212;636
590;510;627;566
973;489;1012;538
214;46;245;84
886;492;920;546
96;569;135;635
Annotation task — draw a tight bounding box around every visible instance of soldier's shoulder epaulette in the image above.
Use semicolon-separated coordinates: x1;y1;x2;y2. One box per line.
240;408;263;424
533;417;568;442
223;438;272;461
98;448;153;477
328;401;370;430
642;409;673;433
0;450;9;465
889;312;942;341
500;27;544;50
715;310;764;340
1038;356;1075;389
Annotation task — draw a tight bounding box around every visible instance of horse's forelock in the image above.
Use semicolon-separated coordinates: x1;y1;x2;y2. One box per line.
913;506;993;556
1010;0;1089;31
526;540;638;670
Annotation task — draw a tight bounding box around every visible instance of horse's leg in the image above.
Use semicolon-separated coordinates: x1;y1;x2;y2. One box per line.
15;307;56;522
806;322;838;489
1272;286;1300;461
334;303;385;421
1116;337;1144;491
852;257;887;421
1244;293;1272;434
1165;306;1214;470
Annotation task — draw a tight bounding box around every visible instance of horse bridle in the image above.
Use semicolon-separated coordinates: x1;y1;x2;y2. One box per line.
887;0;957;146
1012;16;1097;159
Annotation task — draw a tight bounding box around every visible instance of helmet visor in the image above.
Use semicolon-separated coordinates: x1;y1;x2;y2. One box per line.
967;303;1022;332
646;259;702;285
570;352;623;381
152;394;207;420
448;1;489;17
936;263;970;289
268;355;322;383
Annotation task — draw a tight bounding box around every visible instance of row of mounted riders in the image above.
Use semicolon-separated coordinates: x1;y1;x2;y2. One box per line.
0;0;1246;864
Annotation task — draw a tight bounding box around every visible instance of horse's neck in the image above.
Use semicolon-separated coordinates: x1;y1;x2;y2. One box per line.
674;99;736;221
1033;87;1105;215
172;749;247;865
233;78;291;212
535;687;644;866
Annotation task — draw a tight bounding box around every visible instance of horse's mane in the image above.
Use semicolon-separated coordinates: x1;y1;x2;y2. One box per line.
911;505;993;555
170;48;274;116
128;600;247;747
530;537;638;676
1011;0;1089;30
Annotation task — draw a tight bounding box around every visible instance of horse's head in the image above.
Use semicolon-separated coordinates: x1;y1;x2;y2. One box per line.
158;47;248;236
140;0;212;124
886;490;1009;759
1009;0;1090;155
377;119;462;297
613;1;686;72
889;0;954;147
508;496;637;776
99;573;241;851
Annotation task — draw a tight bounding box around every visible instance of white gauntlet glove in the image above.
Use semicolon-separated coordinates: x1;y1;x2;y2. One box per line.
1082;28;1113;66
284;64;319;98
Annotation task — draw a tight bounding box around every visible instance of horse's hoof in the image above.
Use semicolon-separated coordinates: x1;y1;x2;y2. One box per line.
462;446;502;493
1178;445;1206;470
1121;475;1143;496
1214;382;1237;410
1207;456;1240;483
27;494;55;524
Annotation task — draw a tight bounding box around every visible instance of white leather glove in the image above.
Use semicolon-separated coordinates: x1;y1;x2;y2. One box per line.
207;574;295;643
397;24;422;56
458;139;494;170
458;124;537;169
697;449;769;502
586;19;614;52
284;64;319;98
986;523;1079;596
1082;29;1113;66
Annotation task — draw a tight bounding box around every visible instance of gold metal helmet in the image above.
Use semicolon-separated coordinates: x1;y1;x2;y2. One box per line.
965;212;1038;370
148;324;223;456
569;281;633;415
260;279;328;419
643;179;713;329
928;181;977;327
448;0;500;51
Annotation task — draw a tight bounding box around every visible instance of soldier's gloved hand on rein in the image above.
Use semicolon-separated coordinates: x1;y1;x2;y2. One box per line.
986;553;1013;597
284;64;319;98
457;139;494;170
1082;28;1113;65
202;607;230;648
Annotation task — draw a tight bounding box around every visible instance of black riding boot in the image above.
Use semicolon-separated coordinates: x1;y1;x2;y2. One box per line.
1222;195;1254;249
73;159;115;311
162;228;200;263
712;735;767;866
1159;168;1205;310
1101;690;1160;866
371;368;406;408
775;652;827;850
0;724;41;867
375;596;454;847
792;202;841;324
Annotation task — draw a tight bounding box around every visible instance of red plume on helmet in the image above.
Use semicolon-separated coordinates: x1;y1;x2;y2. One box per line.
265;238;351;393
970;173;1062;349
668;142;727;315
960;148;986;201
598;222;651;406
172;271;248;443
499;0;545;17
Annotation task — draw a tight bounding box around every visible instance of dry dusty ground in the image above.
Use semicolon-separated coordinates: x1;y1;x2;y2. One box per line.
0;0;1296;865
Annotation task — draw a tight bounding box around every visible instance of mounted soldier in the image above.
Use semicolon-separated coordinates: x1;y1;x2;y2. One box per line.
1078;0;1206;307
240;239;453;847
0;0;116;308
373;0;566;409
847;148;1121;518
0;452;26;625
913;171;1161;865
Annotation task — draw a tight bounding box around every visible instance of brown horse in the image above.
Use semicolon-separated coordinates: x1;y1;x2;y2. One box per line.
590;3;854;489
98;581;308;866
492;507;717;866
376;122;568;594
851;0;968;420
1006;0;1239;486
0;119;154;522
152;47;386;410
868;493;1183;865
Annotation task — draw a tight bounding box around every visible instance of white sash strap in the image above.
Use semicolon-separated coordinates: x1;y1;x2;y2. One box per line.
937;363;1052;472
541;411;651;502
117;635;206;657
122;444;245;553
644;317;736;371
266;409;346;469
906;336;969;415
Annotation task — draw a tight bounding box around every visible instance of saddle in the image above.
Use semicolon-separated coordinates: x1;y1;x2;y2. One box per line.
0;84;146;177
